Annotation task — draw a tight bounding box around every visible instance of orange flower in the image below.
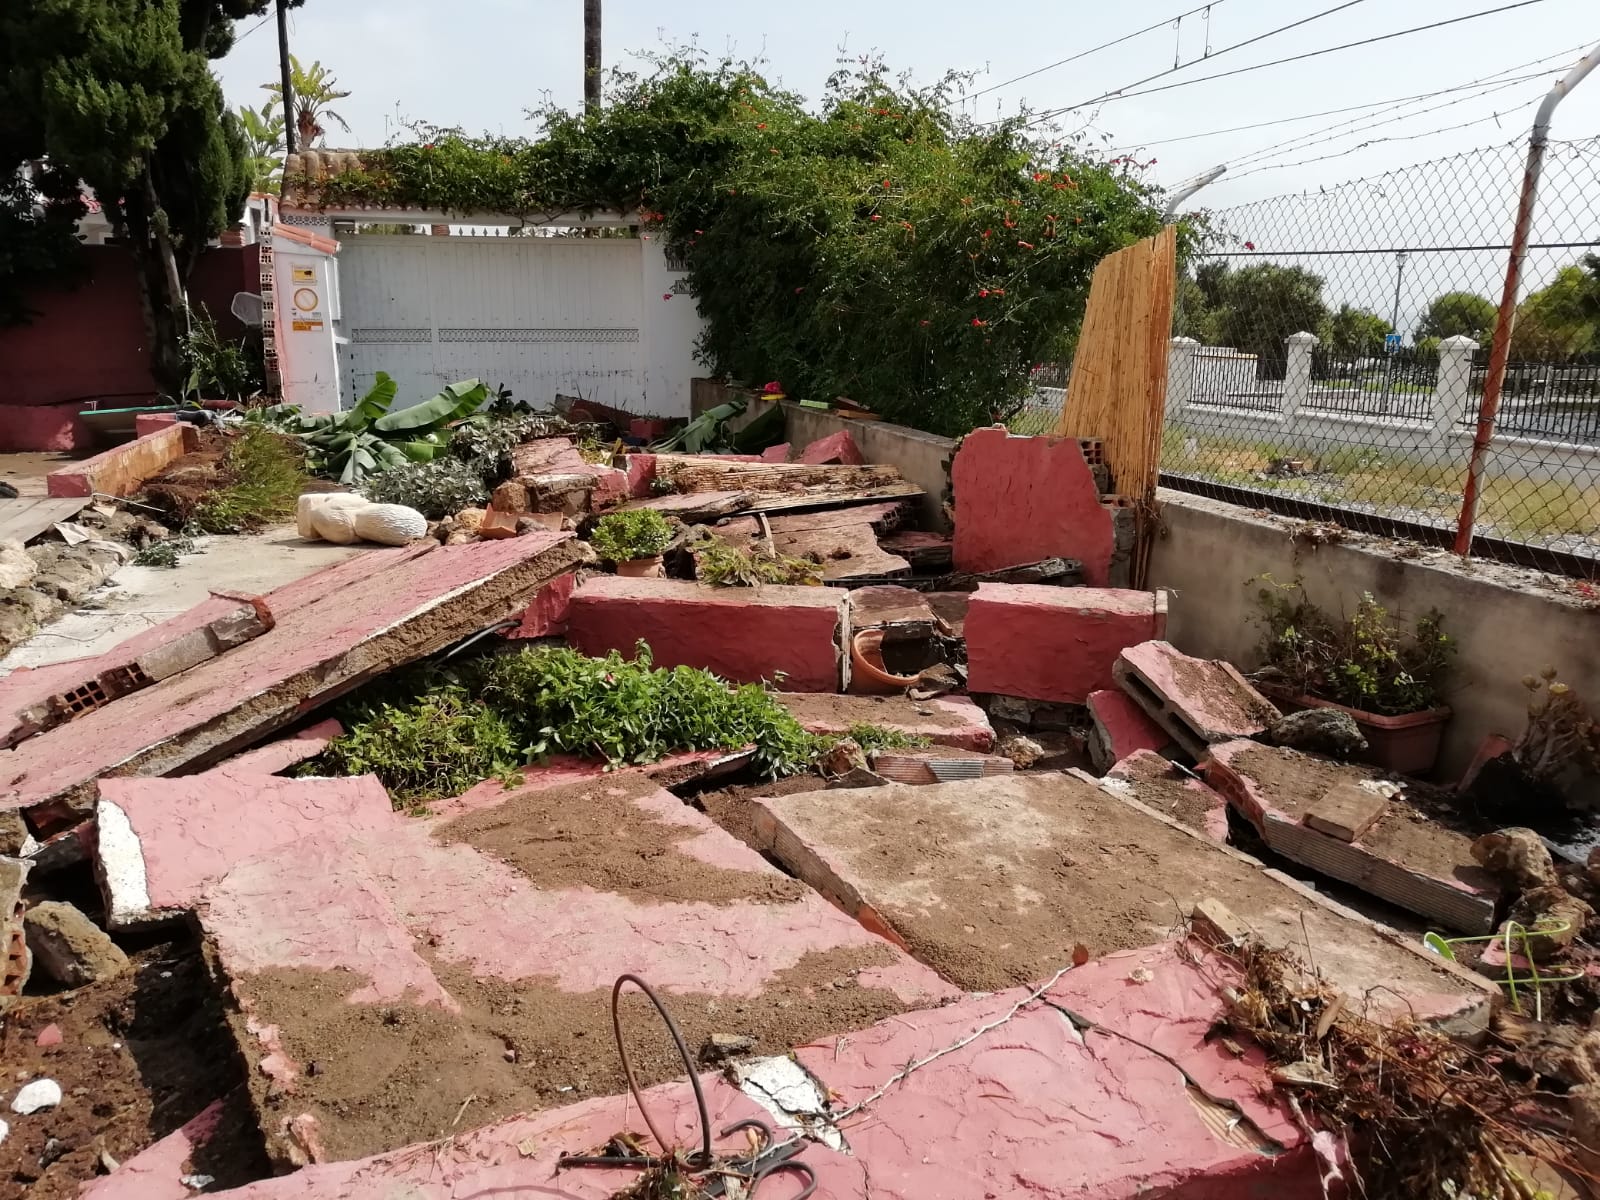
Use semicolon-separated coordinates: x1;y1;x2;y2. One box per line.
979;289;989;297
870;214;881;221
1018;240;1035;249
971;318;987;327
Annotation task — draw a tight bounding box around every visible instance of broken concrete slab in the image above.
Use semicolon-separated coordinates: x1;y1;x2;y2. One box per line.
1;856;31;1007
746;773;1493;1031
1114;640;1280;759
620;489;754;522
46;423;197;499
1304;780;1388;842
797;429;864;465
951;427;1130;586
568;575;848;692
80;1097;226;1200
965;584;1168;704
870;745;1014;784
503;571;577;640
1204;741;1500;934
846;585;936;637
96;770;394;929
200;769;957;1166
706;509;912;582
1;533;583;826
878;529;953;572
209;719;343;779
23;900;129;986
774;692;996;751
1105;749;1229;842
1087;687;1174;773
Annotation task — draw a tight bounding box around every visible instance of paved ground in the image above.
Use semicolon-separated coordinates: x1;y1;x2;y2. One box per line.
0;451;76;499
1;525;367;671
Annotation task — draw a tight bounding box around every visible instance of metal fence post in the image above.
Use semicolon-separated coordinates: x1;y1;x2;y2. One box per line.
1281;331;1318;421
1432;335;1479;440
1167;336;1199;419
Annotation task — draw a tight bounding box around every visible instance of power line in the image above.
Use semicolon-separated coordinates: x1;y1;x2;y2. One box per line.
234;12;273;42
966;0;1228;101
1013;0;1551;130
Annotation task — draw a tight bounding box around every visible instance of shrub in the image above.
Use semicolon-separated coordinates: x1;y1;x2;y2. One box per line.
361;458;488;519
695;538;821;586
590;509;674;562
1253;578;1455;715
191;428;308;534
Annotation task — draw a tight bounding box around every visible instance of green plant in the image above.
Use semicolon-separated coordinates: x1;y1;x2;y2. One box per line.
176;306;262;404
361;458;488;519
238;100;285;194
695;538;821;586
590;509;674;562
190;427;309;533
266;374;490;483
651;400;745;453
839;723;930;754
1512;668;1600;785
448;410;579;477
262;55;352;149
1253;578;1455;715
133;533;196;568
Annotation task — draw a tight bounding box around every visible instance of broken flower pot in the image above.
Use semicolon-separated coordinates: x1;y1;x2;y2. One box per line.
1258;684;1451;777
614;555;665;578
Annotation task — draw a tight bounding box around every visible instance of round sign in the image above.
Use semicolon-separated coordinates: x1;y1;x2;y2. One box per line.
293;287;320;312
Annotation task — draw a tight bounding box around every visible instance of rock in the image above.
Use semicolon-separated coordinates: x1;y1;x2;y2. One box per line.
0;857;31;1009
0;1118;7;1146
1030;704;1080;733
10;1079;61;1115
34;1025;62;1049
453;507;488;534
987;695;1034;725
1571;1084;1600;1181
352;503;428;546
828;767;892;789
0;813;27;858
1588;845;1600;888
1266;708;1368;758
998;734;1046;769
700;1032;757;1064
1505;885;1593;961
0;541;37;590
490;481;531;514
1563;1030;1600;1087
819;738;867;777
1471;828;1559;892
23;902;129;988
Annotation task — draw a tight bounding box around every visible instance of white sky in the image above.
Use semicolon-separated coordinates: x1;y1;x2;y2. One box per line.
216;0;1600;329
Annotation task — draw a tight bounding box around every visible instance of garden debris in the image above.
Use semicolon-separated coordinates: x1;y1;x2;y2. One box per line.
773;692;995;752
703;507;911;582
1265;708;1368;758
1505;886;1593;961
996;734;1045;768
1113;640;1280;759
10;1079;62;1116
797;429;864;465
23;901;129;987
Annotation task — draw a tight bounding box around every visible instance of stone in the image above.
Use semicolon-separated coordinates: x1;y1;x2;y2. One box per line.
1472;828;1559;892
1590;845;1600;888
453;507;487;532
0;857;30;1007
987;694;1034;725
1267;708;1367;758
23;902;129;987
35;1025;61;1048
1506;886;1593;961
997;735;1045;768
10;1079;61;1115
0;541;36;591
819;738;868;776
0;813;27;858
489;481;530;513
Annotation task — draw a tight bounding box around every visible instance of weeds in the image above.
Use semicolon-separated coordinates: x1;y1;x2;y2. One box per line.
841;723;930;754
695;539;822;587
190;428;309;533
133;533;197;568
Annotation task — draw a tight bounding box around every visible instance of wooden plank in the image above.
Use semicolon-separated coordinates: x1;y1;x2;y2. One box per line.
621;491;752;522
740;483;924;514
657;458;908;496
0;498;91;546
1303;782;1388;844
765;503;909;535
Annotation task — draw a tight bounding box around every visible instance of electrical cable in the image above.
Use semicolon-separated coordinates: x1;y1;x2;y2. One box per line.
1009;0;1551;130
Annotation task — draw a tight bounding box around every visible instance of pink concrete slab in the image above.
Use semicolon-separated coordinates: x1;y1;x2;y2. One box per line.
965;583;1166;704
424;748;752;819
622;452;657;496
504;570;575;639
760;442;791;462
951;426;1118;584
510;437;590;477
590;464;630;507
1108;748;1229;842
96;769;394;927
774;691;995;751
46;422;196;498
798;429;864;465
1115;640;1279;758
81;1098;225;1200
2;533;582;821
795;942;1317;1200
1204;741;1500;935
568;575;847;692
1087;686;1173;772
214;718;343;778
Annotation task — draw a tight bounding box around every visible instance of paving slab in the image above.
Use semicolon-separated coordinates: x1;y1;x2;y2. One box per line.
81;1097;226;1200
200;768;956;1167
210;943;1325;1200
1114;640;1279;758
1;533;584;826
747;772;1493;1032
568;575;848;692
774;691;995;751
965;583;1168;704
1105;748;1229;842
1204;740;1500;934
870;745;1014;784
1087;686;1174;772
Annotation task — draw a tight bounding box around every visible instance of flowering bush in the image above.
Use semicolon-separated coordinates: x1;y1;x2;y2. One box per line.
289;54;1170;436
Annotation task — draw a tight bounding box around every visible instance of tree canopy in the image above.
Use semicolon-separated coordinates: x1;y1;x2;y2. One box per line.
1417;291;1496;345
1174;261;1330;377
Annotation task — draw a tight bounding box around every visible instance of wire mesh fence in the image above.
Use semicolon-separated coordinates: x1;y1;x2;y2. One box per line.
1016;137;1600;577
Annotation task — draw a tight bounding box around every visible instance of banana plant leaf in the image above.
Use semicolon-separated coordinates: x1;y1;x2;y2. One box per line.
340;372;399;431
651;399;746;453
373;379;487;433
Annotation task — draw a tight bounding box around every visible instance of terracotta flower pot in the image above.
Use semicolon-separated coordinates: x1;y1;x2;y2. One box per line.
1258;683;1451;778
615;555;665;578
849;629;920;695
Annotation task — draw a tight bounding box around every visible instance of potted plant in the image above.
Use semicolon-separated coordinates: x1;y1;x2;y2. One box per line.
590;509;674;577
1251;578;1456;775
1460;669;1599;826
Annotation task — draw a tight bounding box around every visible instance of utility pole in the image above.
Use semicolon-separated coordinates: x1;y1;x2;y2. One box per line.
276;0;296;154
583;0;601;112
1389;251;1407;335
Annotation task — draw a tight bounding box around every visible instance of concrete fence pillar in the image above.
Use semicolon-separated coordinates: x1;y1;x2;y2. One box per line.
1433;335;1479;438
1281;331;1318;420
1166;336;1200;419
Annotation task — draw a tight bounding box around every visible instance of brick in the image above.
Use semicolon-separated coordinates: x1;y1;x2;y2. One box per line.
1304;781;1388;842
0;856;31;1006
568;576;848;692
951;427;1126;585
1113;640;1279;759
798;429;864;465
1086;688;1172;772
80;1098;225;1200
965;583;1167;704
46;423;197;499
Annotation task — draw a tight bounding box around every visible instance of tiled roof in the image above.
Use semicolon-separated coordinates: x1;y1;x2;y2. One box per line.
279;149;368;208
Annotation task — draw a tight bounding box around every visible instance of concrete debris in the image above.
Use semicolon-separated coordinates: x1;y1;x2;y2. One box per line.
0;540;36;590
1267;708;1368;758
23;901;129;987
1471;827;1560;892
818;737;868;776
997;734;1046;768
1302;781;1389;844
10;1079;62;1115
0;812;27;858
798;429;865;465
871;747;1014;783
775;692;996;751
1114;640;1280;759
1087;687;1172;773
0;856;31;1008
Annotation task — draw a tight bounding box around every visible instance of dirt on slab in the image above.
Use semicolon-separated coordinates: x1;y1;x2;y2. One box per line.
694;772;834;856
1114;754;1225;836
0;936;268;1200
232;944;912;1165
433;771;807;905
775;692;973;734
1168;655;1279;727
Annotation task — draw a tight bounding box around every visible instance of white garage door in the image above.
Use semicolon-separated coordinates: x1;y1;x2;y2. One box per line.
337;233;643;412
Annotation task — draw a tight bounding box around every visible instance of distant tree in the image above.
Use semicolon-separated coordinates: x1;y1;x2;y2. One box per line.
1206;263;1330;378
1325;304;1392;361
1417;291;1496;345
1511;264;1600;359
238;100;285;193
263;56;351;148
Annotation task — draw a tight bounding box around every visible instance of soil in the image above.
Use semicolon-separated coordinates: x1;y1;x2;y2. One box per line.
693;773;833;856
0;934;268;1200
233;943;912;1165
139;430;229;523
773;692;972;735
1115;754;1224;836
1169;655;1279;727
433;771;807;906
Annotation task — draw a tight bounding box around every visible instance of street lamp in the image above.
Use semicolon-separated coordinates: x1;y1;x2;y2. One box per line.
1390;250;1408;338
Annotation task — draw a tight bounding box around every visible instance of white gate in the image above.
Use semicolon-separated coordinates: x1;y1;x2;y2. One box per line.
337;234;644;411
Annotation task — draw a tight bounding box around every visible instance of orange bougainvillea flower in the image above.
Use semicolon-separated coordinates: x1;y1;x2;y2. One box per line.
979;289;989;297
1003;217;1016;228
883;179;892;188
982;229;992;239
870;214;881;221
1033;172;1048;182
756;123;767;129
971;318;987;327
993;288;1006;296
1244;241;1256;250
1018;240;1035;249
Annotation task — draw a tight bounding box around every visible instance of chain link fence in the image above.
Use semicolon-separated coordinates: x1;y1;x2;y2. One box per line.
1018;137;1600;578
